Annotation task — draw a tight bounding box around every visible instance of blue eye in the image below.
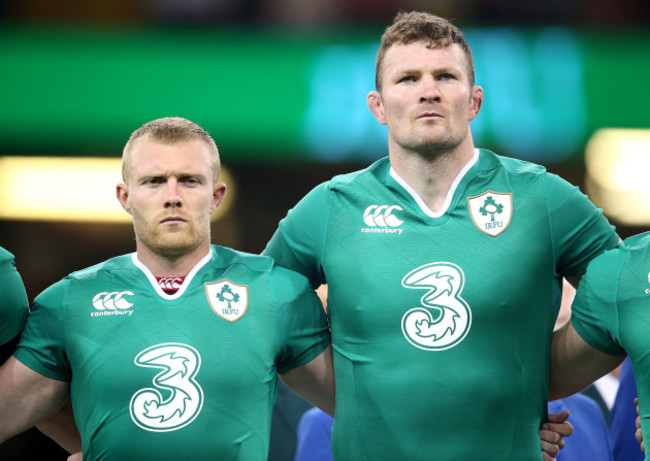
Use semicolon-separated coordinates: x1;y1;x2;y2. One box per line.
399;75;416;83
181;177;200;185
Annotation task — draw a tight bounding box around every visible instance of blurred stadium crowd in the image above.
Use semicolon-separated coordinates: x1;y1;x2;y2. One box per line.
1;0;649;27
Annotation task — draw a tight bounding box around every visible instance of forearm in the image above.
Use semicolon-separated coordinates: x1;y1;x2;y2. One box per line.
0;356;69;444
549;322;624;400
36;398;81;454
280;345;336;416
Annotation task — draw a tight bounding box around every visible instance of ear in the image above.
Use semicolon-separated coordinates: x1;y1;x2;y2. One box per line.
210;183;227;214
469;85;484;121
116;183;132;215
367;91;387;125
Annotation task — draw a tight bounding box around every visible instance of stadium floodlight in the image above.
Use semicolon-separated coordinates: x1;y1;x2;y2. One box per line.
585;129;650;226
0;157;233;223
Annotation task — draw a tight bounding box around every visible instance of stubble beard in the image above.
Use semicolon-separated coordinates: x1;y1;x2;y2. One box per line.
133;214;208;258
400;129;465;161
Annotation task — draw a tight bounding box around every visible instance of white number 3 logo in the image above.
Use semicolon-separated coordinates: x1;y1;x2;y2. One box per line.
130;343;204;432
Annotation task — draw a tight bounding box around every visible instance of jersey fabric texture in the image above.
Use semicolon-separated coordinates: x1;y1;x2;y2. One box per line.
295;397;614;461
571;232;650;461
14;245;329;461
263;151;618;461
0;246;29;345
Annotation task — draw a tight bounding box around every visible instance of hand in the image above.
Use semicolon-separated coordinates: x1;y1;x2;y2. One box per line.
67;453;83;461
540;410;573;461
635;398;644;453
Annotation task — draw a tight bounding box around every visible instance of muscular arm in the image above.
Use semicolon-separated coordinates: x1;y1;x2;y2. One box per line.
549;321;625;400
0;356;70;444
36;398;81;454
280;345;335;416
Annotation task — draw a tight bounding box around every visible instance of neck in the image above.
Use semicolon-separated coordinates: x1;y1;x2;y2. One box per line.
135;241;211;277
389;137;476;213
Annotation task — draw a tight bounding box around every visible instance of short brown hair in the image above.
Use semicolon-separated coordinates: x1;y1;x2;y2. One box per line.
122;117;220;184
375;11;475;91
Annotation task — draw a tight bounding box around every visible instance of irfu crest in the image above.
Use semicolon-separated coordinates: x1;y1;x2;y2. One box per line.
467;191;513;237
205;279;249;322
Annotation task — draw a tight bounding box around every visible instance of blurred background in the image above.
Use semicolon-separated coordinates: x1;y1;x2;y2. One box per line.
0;0;649;459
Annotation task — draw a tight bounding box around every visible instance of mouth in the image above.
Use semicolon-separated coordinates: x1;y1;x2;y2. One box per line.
417;112;443;120
160;216;187;225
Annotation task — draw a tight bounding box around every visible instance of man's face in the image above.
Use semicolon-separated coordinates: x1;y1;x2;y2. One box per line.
117;138;225;258
368;42;482;155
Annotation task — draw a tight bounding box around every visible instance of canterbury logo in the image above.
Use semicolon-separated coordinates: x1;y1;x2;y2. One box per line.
92;291;134;310
363;205;404;227
158;277;183;291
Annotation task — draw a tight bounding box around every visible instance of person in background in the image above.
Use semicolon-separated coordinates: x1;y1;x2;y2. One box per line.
0;247;29;350
0;246;81;457
548;283;613;461
0;117;334;460
263;10;617;460
550;232;650;458
610;358;644;461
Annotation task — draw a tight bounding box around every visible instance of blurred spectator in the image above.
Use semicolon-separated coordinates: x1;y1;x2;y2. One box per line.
609;358;645;461
1;0;648;26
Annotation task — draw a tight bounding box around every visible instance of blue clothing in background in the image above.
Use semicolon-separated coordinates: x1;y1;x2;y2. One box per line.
548;393;613;461
297;394;614;461
294;408;333;461
610;357;644;461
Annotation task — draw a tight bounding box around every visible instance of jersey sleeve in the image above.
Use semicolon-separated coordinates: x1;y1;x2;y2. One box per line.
570;246;626;355
270;265;330;373
544;173;618;277
0;248;29;345
13;278;71;381
263;182;331;288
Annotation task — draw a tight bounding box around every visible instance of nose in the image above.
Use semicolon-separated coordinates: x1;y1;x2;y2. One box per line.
164;179;182;208
420;76;441;103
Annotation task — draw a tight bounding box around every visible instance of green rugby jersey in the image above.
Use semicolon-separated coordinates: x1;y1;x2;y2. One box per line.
0;247;29;345
14;245;329;461
263;151;618;461
571;232;650;460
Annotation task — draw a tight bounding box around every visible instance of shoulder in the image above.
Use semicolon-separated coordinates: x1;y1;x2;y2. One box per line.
213;247;313;295
210;245;309;282
321;157;391;192
68;253;135;281
621;231;650;253
282;159;389;222
35;254;134;302
584;232;650;274
478;149;548;176
209;245;274;272
0;246;14;264
0;247;17;275
478;150;579;190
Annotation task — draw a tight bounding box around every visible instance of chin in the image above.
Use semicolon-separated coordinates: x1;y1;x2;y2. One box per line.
149;234;202;256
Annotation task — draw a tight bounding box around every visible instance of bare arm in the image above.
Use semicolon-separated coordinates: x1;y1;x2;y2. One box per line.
36;398;81;454
0;356;70;444
549;320;625;400
279;345;335;416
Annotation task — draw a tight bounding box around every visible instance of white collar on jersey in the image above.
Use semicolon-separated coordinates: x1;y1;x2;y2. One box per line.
131;249;212;300
389;148;480;218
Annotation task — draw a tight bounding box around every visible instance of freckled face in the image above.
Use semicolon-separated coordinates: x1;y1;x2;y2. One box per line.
119;139;223;257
